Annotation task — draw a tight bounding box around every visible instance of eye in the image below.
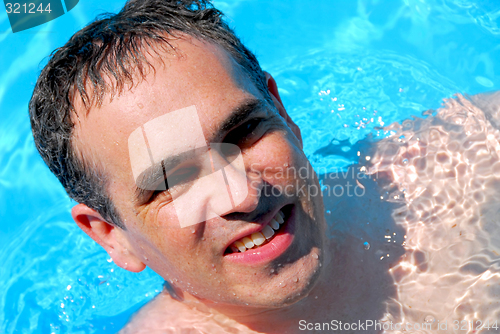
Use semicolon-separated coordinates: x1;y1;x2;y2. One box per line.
223;118;263;147
165;166;198;188
149;166;199;201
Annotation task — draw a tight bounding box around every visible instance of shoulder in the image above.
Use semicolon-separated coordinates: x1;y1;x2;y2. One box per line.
437;92;500;131
119;291;201;334
469;91;500;118
119;290;257;334
467;91;500;131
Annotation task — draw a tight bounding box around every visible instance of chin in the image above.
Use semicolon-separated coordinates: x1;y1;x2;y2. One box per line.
249;246;325;309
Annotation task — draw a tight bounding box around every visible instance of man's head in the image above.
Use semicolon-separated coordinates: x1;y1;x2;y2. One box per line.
30;0;326;312
29;0;268;229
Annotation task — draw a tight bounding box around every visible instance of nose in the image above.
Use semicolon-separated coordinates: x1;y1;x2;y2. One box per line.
209;145;262;215
228;168;263;214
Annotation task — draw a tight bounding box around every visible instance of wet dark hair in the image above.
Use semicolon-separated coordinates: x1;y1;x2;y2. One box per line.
29;0;269;229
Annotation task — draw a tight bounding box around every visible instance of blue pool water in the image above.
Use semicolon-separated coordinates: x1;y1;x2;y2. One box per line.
1;0;499;332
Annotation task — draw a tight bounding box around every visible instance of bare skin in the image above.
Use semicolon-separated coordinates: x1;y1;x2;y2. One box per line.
120;93;500;333
72;36;328;333
69;33;500;333
120;172;403;333
119;90;500;334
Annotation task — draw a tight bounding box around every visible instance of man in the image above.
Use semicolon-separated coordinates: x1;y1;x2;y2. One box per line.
29;0;500;332
30;0;329;331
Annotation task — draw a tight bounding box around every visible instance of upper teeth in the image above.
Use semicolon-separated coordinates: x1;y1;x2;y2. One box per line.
230;210;285;253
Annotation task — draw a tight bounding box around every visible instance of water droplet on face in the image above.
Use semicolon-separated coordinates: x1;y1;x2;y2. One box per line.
425;315;435;323
279;282;287;288
270;269;275;274
363;242;370;250
293;277;299;283
312;253;319;259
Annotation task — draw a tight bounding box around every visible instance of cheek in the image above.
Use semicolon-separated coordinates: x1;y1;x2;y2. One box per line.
246;131;309;184
128;207;200;276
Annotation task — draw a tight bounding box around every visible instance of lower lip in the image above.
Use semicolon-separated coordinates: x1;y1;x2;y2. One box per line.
223;207;295;265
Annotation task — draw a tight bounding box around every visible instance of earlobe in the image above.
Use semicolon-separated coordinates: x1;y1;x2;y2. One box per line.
264;71;303;147
71;203;146;273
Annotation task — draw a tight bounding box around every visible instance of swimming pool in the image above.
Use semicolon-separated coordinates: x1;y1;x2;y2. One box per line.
1;0;499;332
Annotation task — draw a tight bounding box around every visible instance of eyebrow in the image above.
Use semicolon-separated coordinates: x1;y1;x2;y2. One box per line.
218;98;267;135
132;98;267;205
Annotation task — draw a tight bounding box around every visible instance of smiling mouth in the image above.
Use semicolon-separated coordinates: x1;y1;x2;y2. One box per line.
224;209;288;255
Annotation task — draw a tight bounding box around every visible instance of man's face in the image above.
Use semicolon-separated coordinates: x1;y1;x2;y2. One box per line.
74;37;326;309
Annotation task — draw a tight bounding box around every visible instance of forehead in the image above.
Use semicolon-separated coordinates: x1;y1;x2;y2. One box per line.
73;37;262;177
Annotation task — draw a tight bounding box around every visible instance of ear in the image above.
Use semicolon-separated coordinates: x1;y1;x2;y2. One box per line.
264;71;303;147
71;203;146;272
